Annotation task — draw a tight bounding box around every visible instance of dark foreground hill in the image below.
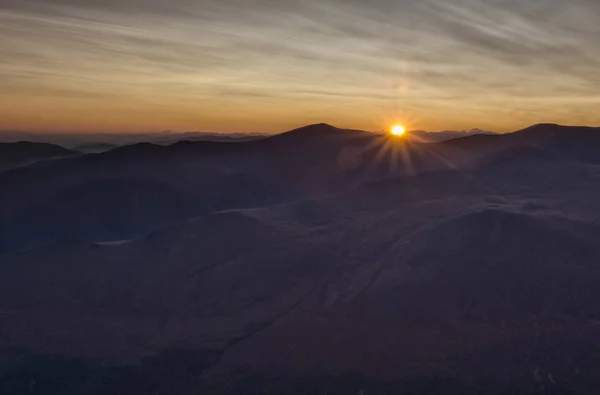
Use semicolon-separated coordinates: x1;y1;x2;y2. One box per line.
2;124;600;393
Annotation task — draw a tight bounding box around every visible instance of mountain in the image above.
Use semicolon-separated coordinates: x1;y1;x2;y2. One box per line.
74;142;119;153
0;131;269;148
265;123;373;142
150;131;268;144
3;123;600;253
1;150;600;393
401;208;600;318
2;123;600;393
0;177;202;252
513;123;600;163
0;141;78;171
431;123;600;166
0;124;453;253
406;128;497;142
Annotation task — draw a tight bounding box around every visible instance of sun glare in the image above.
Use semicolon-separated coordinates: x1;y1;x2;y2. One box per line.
391;125;405;136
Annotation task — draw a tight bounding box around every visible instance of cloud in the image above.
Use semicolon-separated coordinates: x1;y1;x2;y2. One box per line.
1;0;600;132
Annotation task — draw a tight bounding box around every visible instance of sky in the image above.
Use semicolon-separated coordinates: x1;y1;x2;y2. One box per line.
1;0;600;134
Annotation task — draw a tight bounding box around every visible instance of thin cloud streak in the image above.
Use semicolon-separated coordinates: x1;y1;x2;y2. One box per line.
1;0;599;133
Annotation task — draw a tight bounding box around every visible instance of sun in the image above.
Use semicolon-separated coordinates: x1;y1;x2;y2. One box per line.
391;125;406;136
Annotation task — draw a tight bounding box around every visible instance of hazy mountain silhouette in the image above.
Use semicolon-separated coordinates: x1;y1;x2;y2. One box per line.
407;128;496;142
74;142;119;153
0;130;269;148
2;123;600;393
151;131;268;144
0;141;78;171
264;123;373;142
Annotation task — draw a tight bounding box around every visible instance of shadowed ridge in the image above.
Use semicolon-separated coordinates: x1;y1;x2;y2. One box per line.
351;169;479;200
0;141;76;156
513;124;600;164
400;208;600;320
34;124;370;164
474;145;560;168
298;169;483;214
278;123;340;136
264;123;374;143
100;142;167;158
436;132;501;144
471;144;590;188
81;138;254;162
143;207;274;246
74;142;119;153
58;139;246;165
101;124;367;155
438;124;600;148
427;123;600;167
430;134;506;161
514;123;600;136
515;122;561;133
0;123;372;174
0;141;78;170
0;177;200;253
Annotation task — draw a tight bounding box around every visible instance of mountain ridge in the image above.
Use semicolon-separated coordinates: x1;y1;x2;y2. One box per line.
0;141;78;171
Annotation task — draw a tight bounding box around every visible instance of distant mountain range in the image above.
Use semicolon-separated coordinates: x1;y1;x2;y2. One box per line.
0;130;269;149
2;122;600;394
0;127;495;148
405;128;497;142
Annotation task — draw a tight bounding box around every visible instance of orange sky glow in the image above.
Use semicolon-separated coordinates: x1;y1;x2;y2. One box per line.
1;0;600;134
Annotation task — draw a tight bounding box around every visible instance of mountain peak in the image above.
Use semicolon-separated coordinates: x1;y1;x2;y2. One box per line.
266;123;372;144
288;123;339;134
516;123;600;137
518;123;561;132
